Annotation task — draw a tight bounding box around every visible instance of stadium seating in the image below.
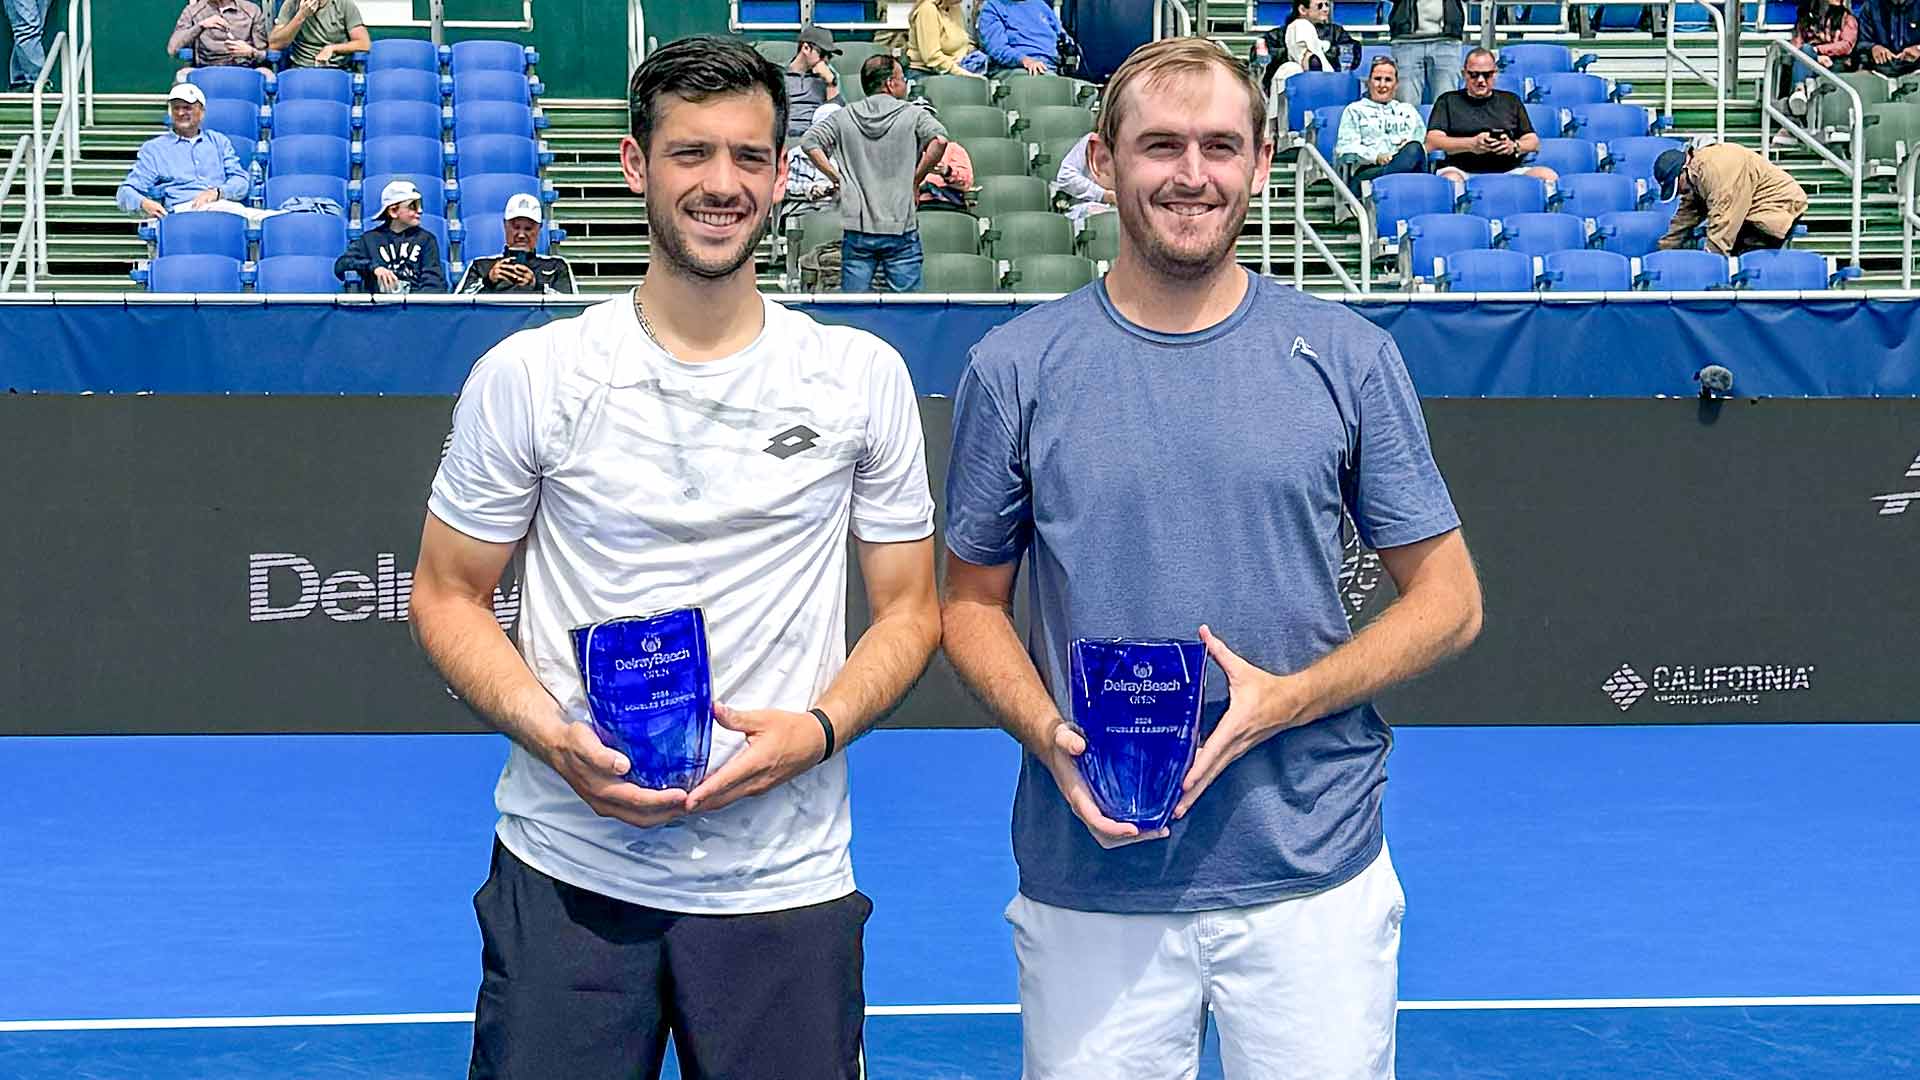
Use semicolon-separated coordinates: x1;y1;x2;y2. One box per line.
366;69;444;107
1498;43;1592;78
786;211;844;282
1811;72;1890;138
997;74;1083;114
1006;253;1095;291
922;252;998;292
1637;249;1731;289
1864;103;1920;173
940;105;1012;142
975;175;1050;218
462;215;549;261
1018;105;1094;144
272;101;353;141
154;210;248;260
1499;212;1587;256
1368;173;1455;247
1568;103;1658;143
259;213;348;261
449;41;536;76
753;39;798;67
202;99;264;160
255;255;343;293
455;173;542;221
367;38;440;74
1404;213;1496;282
1440;248;1536;291
452;100;539;142
1284;71;1359;132
1079;213;1122;263
1460;174;1549;220
186;68;266;110
1530;137;1601;176
1590;210;1670;257
918;75;992;111
454;135;541;180
359;172;448;218
1307;106;1343;165
364;135;448;179
962;137;1031;178
274;68;355;107
365;100;446;142
918;211;983;256
1526;103;1565;138
1032;135;1081;177
988;210;1074;261
1734;249;1861;289
1552;172;1643;217
262;174;349;211
453;71;537;107
148;253;244;292
1604;136;1684;185
1539;248;1633;290
1530;73;1624;107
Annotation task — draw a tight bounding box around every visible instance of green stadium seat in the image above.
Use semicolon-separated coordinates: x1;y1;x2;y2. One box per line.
986;210;1074;260
938;105;1012;142
923;252;999;292
974;174;1051;218
996;73;1084;114
1812;72;1891;139
1017;105;1095;144
917;74;993;111
917;210;984;255
786;211;843;281
1863;102;1920;173
754;39;799;67
1078;212;1122;263
962;137;1032;177
1032;135;1083;177
1006;253;1097;292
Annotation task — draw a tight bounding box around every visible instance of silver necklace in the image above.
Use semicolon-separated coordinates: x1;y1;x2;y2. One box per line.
634;292;660;345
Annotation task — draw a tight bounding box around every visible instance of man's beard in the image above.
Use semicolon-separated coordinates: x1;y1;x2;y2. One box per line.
1122;190;1250;282
646;197;769;281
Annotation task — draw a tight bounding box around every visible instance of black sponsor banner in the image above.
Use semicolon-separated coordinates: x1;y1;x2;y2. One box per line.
2;396;1914;735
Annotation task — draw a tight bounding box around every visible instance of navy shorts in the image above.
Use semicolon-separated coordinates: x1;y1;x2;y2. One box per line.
469;840;871;1079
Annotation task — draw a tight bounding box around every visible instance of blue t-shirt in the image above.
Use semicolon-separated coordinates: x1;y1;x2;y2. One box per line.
944;271;1460;914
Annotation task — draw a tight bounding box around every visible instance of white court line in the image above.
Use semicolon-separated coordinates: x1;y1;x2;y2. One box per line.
3;996;1918;1032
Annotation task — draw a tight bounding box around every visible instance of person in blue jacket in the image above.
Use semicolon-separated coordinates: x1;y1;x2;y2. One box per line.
978;0;1073;75
1855;0;1920;76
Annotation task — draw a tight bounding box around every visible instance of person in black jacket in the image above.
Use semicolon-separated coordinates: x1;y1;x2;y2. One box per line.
334;178;445;293
1252;0;1362;97
455;192;577;294
1389;0;1467;104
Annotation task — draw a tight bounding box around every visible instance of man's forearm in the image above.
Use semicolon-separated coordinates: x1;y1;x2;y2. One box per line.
812;606;941;746
1282;572;1479;726
412;593;568;761
941;598;1059;757
912;139;948;189
267;15;303;50
804;147;841;186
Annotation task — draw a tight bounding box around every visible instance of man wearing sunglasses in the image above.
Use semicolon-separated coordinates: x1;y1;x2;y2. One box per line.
1424;47;1556;188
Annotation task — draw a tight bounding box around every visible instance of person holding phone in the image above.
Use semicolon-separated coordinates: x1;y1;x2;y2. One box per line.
1424;47;1556;189
455;193;577;295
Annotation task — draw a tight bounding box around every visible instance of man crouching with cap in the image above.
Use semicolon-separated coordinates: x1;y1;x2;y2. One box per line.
454;192;577;294
1654;142;1808;257
115;83;263;222
334;178;446;293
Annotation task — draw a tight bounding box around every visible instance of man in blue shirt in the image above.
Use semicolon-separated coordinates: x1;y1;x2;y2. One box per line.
941;37;1481;1079
1856;0;1920;76
114;83;253;220
978;0;1070;75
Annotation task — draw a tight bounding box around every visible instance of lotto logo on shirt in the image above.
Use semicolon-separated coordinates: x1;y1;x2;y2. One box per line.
247;551;520;631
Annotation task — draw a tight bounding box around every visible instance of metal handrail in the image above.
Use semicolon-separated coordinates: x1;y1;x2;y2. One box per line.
1900;148;1919;288
629;0;649;77
1663;0;1727;142
1759;38;1862;266
1;136;38;291
1155;0;1195;39
1286;133;1374;293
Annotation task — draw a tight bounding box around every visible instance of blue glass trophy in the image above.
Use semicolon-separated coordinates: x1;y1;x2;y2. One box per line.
1068;638;1208;832
569;607;714;791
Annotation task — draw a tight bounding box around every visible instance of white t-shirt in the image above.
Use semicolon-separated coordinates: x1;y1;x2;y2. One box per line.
428;292;935;915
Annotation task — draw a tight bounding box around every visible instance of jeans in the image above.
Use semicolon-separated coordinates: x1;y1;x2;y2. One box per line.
1391;38;1462;105
840;229;923;292
1350;141;1429;184
6;0;51;88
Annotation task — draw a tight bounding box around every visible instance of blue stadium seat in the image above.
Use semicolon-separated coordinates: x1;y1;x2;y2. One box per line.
1353;44;1393;81
1332;1;1382;27
1499;211;1587;255
274;67;354;106
366;69;444;106
367;38;441;74
1734;249;1858;289
455;173;540;221
452;100;537;141
1637;249;1732;289
201;99;263;160
149;253;244;292
1498;43;1588;78
449;40;536;76
363;100;444;142
1531;137;1601;176
155;210;248;260
1592;4;1648;29
1552;172;1640;217
455;134;541;181
1568;103;1656;143
255;254;343;293
1308;106;1343;164
364;135;448;178
1405;213;1495;281
1604;135;1684;185
1440;248;1535;291
452;70;537;107
1284;71;1358;132
269;134;351;179
186;67;266;109
1494;70;1531;99
260;212;348;260
1460;174;1548;219
1525;103;1564;138
1539;248;1633;290
271;100;353;141
262;173;349;211
1369;173;1455;242
1530;73;1614;107
357;172;449;218
1589;210;1670;256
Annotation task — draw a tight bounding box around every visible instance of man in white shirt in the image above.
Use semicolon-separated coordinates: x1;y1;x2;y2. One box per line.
410;35;941;1080
1051;132;1115;223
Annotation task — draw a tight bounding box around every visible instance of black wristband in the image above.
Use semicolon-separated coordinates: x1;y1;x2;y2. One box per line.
809;707;836;763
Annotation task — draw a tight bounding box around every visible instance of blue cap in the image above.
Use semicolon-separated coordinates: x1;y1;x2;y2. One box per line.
1654;149;1688;201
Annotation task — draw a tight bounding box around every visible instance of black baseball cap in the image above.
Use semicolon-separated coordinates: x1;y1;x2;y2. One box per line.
796;25;841;56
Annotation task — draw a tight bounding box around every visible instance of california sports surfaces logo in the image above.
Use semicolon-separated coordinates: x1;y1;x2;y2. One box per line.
1132;661;1153;680
1868;450;1920;516
1601;662;1815;712
1339;511;1386;623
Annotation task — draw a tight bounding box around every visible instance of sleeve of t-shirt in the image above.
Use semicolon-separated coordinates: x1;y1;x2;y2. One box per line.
851;343;937;543
1349;338;1461;551
342;0;365;31
943;353;1031;567
1509;94;1534;137
1426;93;1451;136
428;348;542;544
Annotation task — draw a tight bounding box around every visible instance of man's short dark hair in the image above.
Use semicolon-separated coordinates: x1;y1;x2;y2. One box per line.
628;35;790;156
1463;46;1497;69
859;54;900;96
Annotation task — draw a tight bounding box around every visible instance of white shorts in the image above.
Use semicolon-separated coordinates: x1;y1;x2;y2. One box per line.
1008;841;1404;1080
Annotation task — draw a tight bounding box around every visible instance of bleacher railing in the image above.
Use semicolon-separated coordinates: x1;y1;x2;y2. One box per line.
1157;0;1196;39
1759;38;1862;267
1900;147;1919;289
1;136;37;291
1281;131;1374;293
630;0;650;78
1663;0;1727;142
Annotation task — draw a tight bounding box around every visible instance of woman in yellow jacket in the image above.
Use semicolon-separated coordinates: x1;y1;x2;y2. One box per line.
908;0;989;77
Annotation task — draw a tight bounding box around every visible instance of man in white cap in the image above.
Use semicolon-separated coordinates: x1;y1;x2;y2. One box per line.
333;178;446;293
114;83;255;221
454;192;577;294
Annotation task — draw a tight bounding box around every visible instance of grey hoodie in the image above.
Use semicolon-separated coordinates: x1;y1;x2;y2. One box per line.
800;94;947;236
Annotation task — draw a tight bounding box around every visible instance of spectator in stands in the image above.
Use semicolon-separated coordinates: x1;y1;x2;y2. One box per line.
919;138;973;210
167;0;270;74
4;0;51;89
115;83;255;220
1855;0;1920;77
978;0;1071;75
1253;0;1362;98
1336;56;1429;182
455;193;575;295
334;178;446;293
1654;143;1808;256
1776;0;1858;141
1426;48;1556;188
784;25;843;139
780;100;843;233
1051;131;1115;223
267;0;368;70
802;54;949;291
1388;0;1466;104
908;0;988;78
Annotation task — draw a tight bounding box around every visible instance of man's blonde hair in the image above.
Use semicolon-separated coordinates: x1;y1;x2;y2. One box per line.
1095;37;1268;153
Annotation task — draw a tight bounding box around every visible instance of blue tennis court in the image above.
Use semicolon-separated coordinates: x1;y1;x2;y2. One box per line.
3;725;1914;1078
